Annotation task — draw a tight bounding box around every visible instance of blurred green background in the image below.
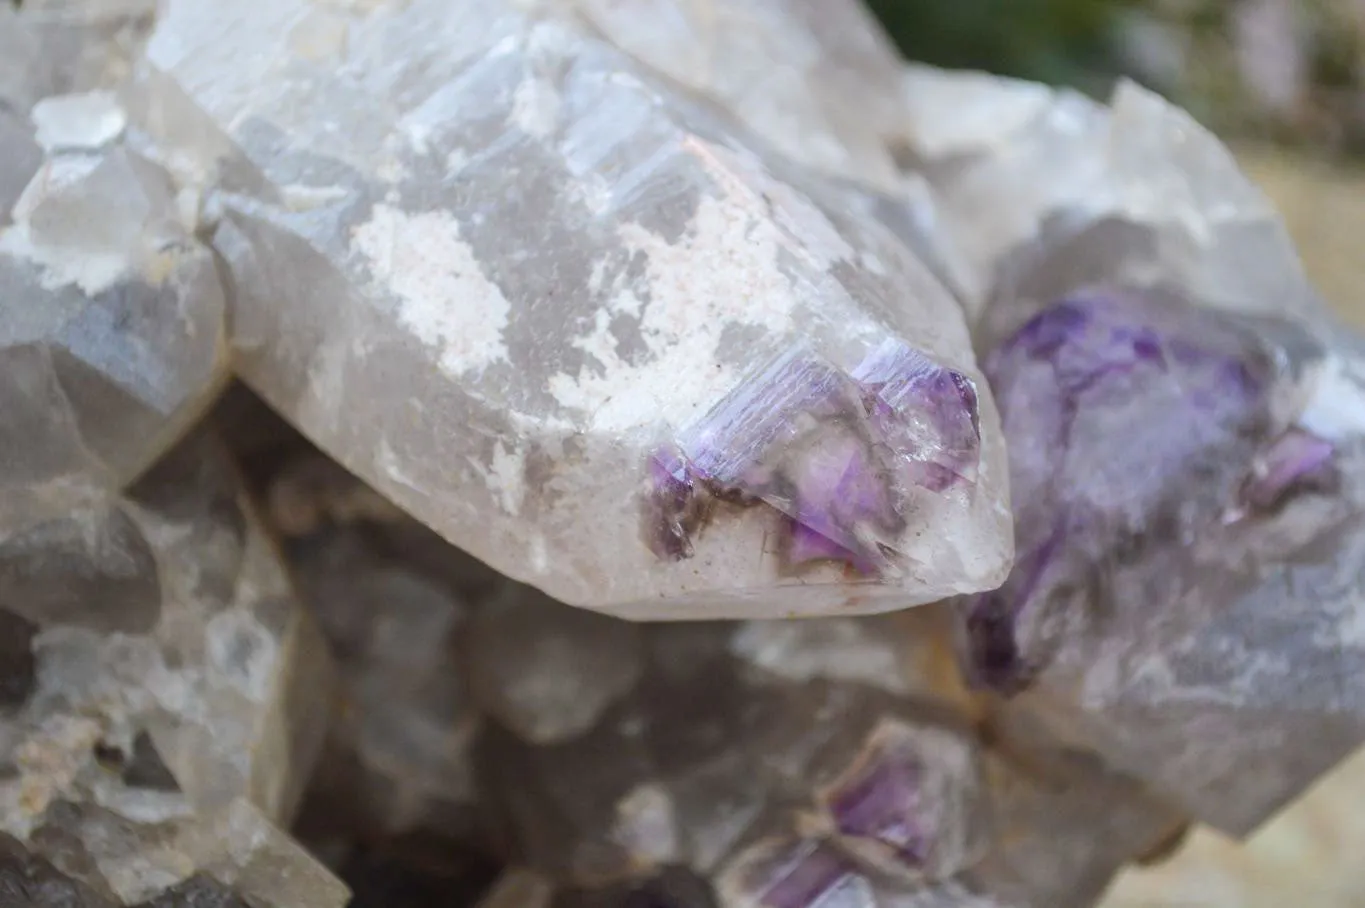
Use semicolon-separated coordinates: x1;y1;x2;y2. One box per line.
868;0;1141;92
866;0;1365;157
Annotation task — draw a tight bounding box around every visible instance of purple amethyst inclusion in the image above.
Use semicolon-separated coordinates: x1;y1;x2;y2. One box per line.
964;289;1338;693
644;344;982;573
821;728;931;869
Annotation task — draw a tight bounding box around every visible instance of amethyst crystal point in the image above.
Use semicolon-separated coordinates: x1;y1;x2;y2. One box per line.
673;347;900;573
851;340;981;493
655;338;988;576
822;724;929;869
814;717;986;884
739;680;987;885
963;284;1365;834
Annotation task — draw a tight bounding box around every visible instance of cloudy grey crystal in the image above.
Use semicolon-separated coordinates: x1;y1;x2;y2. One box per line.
0;115;228;534
0;430;339;902
139;0;1010;619
466;583;643;745
290;526;480;840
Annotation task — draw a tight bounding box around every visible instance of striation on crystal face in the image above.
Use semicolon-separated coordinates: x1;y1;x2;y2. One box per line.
645;342;982;575
0;104;228;534
0;429;341;903
961;283;1365;835
140;0;1011;619
555;0;912;194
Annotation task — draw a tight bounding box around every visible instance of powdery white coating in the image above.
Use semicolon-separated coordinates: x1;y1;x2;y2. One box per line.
352;204;511;377
548;144;799;432
1299;354;1365;441
30;91;127;152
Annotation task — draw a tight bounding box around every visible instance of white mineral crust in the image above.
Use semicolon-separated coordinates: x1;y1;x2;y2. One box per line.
140;0;1012;618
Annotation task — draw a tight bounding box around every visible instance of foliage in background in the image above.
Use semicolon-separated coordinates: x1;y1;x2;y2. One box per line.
866;0;1365;158
865;0;1142;94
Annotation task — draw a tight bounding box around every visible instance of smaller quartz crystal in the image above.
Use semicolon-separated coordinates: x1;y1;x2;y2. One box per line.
290;527;481;839
0;113;227;534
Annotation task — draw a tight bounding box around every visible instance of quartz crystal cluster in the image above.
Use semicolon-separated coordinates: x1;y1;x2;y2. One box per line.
3;0;1365;905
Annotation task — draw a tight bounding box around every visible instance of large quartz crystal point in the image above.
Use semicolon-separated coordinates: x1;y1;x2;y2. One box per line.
0;429;339;901
903;64;1365;835
960;282;1365;835
0;98;228;534
141;0;1011;618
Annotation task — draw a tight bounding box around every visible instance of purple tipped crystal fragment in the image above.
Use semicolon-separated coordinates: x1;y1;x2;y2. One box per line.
644;342;981;573
963;289;1285;693
823;729;929;867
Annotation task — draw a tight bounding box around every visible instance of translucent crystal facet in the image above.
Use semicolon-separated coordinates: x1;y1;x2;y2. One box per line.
0;117;228;534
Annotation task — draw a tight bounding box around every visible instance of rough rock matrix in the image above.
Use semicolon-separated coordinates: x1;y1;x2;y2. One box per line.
2;0;1364;905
